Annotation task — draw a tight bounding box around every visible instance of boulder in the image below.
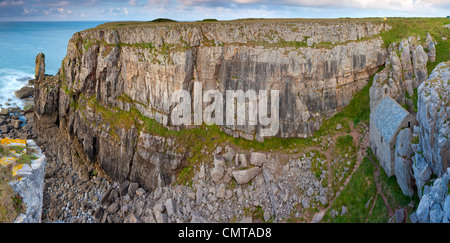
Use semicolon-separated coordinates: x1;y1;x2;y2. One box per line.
119;180;130;197
232;167;261;184
429;203;443;223
394;128;414;197
416;194;432;223
14;86;34;99
222;146;235;162
426;33;436;63
235;153;247;168
417;61;450;176
128;182;139;198
0;108;8;116
164;198;176;217
444;195;450;221
250;152;267;167
211;155;225;183
412;152;432;198
1;125;9;133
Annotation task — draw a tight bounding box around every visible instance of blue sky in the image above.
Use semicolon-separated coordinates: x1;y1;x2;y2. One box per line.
0;0;449;21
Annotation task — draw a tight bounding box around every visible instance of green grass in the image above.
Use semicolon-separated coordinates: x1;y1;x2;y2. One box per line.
366;195;389;223
379;18;450;74
9;146;25;154
0;147;26;222
16;153;38;165
405;88;418;113
335;135;355;155
0;145;9;157
322;156;376;223
198;19;218;22
150;18;177;23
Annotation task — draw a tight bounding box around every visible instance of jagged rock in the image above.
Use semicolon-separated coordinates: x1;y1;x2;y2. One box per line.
128;182;139;198
412;152;432;198
395;209;406;223
124;213;141;223
426;33;436;63
0;108;8;116
135;188;146;197
430;203;443;223
14;86;34;99
119;180;130;197
370;35;430;112
394;128;414;197
232;167;261;184
417;61;450;176
1;125;9;133
153;210;168;223
235;153;247;168
35;52;45;80
107;202;120;214
415;194;431;223
444;195;450;221
153;203;165;213
240;216;253;223
164;198;176;217
92;207;104;221
211;155;225;183
250;152;267;167
12;119;22;129
191;215;208;223
413;169;450;223
222;146;235;162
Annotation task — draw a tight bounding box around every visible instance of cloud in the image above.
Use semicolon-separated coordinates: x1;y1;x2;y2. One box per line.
0;0;24;7
1;0;449;20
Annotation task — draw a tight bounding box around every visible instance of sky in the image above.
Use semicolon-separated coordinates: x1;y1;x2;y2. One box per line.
0;0;449;21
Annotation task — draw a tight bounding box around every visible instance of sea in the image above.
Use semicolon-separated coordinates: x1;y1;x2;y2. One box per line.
0;21;105;109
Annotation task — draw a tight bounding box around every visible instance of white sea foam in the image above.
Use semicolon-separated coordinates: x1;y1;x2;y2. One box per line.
0;68;34;109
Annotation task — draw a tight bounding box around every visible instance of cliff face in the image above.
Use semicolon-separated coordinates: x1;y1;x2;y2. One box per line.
369;35;430;113
34;20;389;190
416;61;450;177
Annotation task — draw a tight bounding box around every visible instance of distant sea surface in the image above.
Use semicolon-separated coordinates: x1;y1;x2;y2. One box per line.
0;21;105;108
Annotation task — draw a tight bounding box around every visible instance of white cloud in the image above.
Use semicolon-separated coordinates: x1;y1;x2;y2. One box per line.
47;1;70;7
0;0;24;7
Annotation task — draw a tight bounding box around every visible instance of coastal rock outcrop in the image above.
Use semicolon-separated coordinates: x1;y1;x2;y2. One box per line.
59;21;388;139
33;20;389;191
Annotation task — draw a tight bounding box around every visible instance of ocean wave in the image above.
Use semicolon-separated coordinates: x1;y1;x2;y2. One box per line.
0;68;34;109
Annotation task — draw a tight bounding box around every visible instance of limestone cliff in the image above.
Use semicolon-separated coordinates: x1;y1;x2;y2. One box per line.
33;20;389;191
369;35;430;114
416;61;450;177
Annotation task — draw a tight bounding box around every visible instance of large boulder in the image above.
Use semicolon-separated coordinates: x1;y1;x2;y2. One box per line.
232;167;261;184
14;86;34;99
426;33;436;63
394;128;414;197
412;169;450;223
412;152;432;199
417;61;450;177
211;155;225;183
